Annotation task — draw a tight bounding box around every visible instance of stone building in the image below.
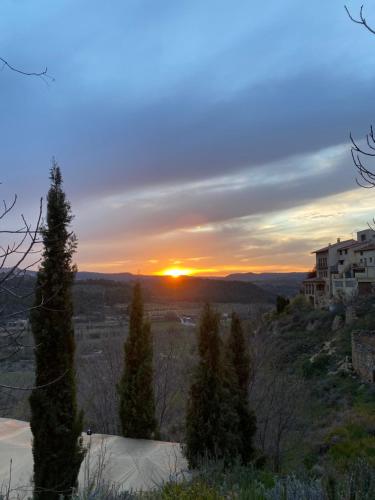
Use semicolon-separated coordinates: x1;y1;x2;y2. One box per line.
303;229;375;307
351;330;375;383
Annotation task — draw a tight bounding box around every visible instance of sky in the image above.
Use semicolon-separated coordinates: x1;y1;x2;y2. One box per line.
1;0;375;276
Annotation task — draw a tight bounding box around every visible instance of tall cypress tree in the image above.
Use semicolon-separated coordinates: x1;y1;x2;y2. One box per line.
185;304;240;468
226;312;257;464
118;282;157;439
29;163;84;500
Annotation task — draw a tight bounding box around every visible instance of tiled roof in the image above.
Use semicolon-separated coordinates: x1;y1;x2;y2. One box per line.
312;239;356;254
354;244;375;252
313;246;329;253
338;241;364;250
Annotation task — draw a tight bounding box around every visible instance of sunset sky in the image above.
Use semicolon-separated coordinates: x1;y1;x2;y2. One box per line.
2;0;375;276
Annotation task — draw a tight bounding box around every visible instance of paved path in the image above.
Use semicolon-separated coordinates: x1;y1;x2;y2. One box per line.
0;418;187;497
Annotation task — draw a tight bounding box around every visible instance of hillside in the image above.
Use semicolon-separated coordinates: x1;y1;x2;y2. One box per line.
255;295;375;473
74;270;305;300
74;275;274;312
0;274;275;320
225;272;307;297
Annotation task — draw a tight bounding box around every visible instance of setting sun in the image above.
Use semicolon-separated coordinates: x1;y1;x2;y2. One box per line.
161;268;194;278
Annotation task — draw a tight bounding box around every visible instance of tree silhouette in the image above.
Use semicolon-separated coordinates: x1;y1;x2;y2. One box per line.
30;163;84;500
118;282;157;439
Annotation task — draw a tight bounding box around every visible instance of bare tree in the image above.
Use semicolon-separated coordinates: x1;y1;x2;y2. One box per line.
251;370;308;472
349;126;375;189
0;56;53;83
345;4;375;188
0;187;44;413
77;337;123;436
154;325;197;441
0;191;42;348
248;326;311;472
345;4;375;36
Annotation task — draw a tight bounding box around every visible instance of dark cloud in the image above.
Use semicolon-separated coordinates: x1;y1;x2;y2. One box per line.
1;0;375;272
76;150;356;243
2;66;373;205
0;0;374;203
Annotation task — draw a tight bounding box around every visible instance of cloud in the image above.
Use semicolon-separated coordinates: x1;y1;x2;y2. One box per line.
2;0;375;274
1;1;375;203
74;142;353;242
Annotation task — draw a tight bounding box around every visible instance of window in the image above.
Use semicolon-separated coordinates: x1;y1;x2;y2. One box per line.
345;249;348;255
370;257;373;263
361;234;366;241
360;251;364;256
339;250;342;255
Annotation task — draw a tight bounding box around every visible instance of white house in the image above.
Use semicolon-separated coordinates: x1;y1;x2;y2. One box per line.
303;229;375;307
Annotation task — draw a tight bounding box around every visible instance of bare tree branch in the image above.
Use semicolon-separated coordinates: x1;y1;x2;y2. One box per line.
0;57;54;82
345;4;375;35
0;370;68;391
348;128;375;188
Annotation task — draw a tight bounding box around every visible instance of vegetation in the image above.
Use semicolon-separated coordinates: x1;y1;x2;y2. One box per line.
118;282;157;439
184;304;240;467
69;459;375;499
257;294;375;474
276;295;289;314
226;312;257;464
29;163;84;499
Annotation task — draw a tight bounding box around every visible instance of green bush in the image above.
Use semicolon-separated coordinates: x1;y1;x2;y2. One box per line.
286;294;313;314
302;354;331;379
327;422;375;470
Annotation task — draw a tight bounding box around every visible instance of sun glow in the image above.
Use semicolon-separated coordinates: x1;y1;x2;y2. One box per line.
161;267;194;278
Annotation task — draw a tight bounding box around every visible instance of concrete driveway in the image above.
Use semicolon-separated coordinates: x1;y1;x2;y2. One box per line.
0;418;187;498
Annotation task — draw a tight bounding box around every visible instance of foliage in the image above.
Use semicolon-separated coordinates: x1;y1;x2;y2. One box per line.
302;354;331;379
327;420;375;470
184;304;241;468
118;283;157;439
285;294;313;314
29;163;84;499
276;295;290;314
226;312;257;463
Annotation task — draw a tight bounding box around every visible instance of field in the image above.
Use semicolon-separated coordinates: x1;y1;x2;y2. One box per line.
0;300;271;439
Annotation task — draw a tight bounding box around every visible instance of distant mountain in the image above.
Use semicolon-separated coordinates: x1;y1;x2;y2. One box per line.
0;273;275;319
75;274;275;305
225;272;307;282
77;271;304;301
141;276;274;304
225;272;307;297
76;271;135;282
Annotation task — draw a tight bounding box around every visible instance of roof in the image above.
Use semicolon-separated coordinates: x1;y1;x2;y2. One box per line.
337;241;363;250
313;246;329;253
313;239;356;254
354;244;375;253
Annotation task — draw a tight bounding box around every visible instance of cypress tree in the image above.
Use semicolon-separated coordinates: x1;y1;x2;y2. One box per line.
226;312;257;464
185;304;240;468
29;163;84;500
118;282;157;438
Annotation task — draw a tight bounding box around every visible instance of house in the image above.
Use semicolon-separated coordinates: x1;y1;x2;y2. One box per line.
303;229;375;307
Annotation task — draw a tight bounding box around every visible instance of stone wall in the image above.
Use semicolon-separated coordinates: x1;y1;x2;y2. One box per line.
351;330;375;383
